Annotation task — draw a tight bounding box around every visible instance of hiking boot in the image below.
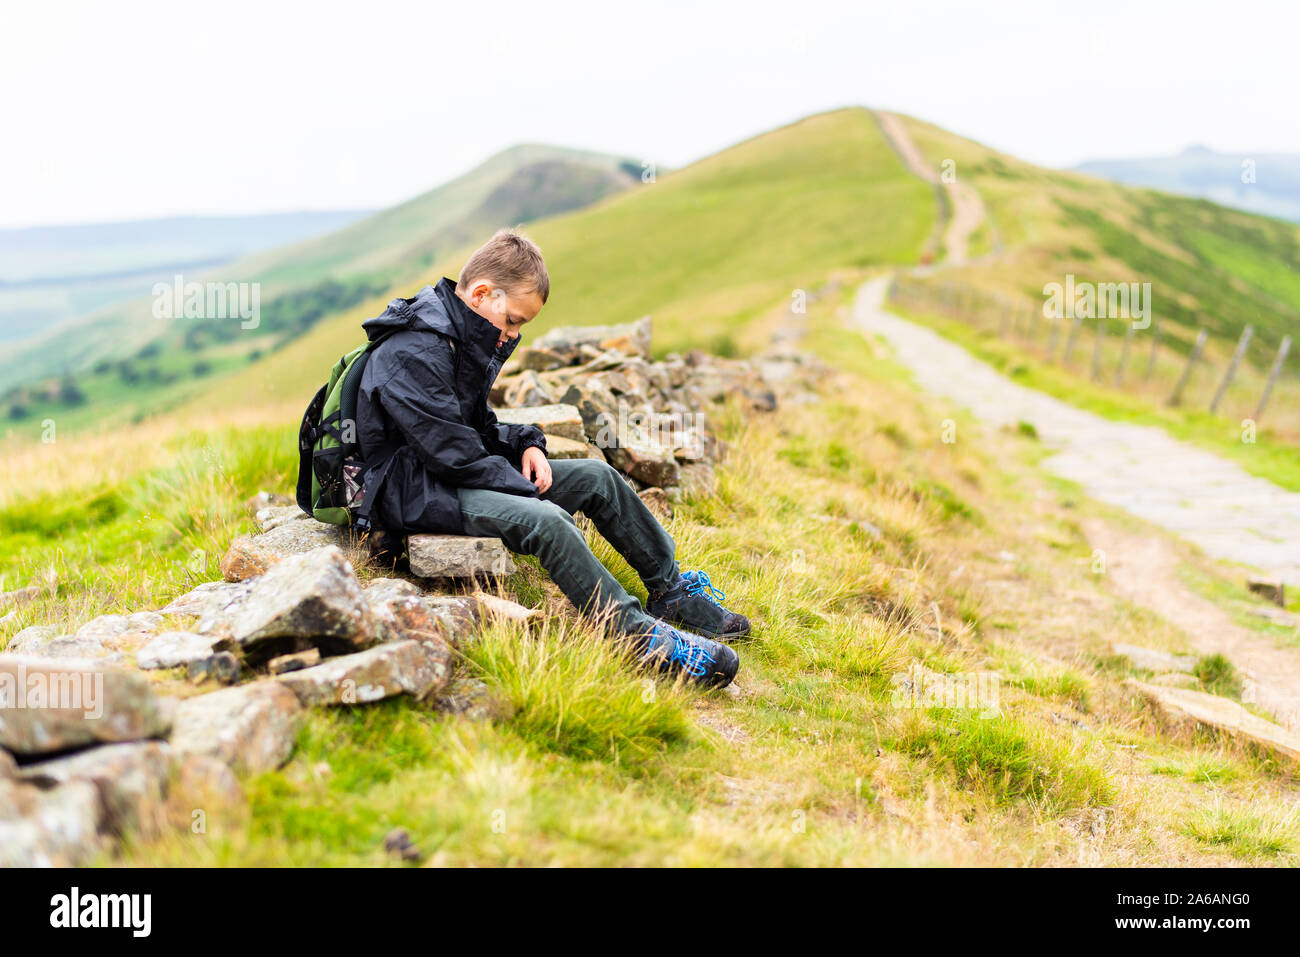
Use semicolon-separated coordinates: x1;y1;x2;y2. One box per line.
646;570;750;640
365;528;407;571
641;621;739;689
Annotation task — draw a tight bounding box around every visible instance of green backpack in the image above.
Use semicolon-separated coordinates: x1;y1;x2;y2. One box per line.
296;335;391;526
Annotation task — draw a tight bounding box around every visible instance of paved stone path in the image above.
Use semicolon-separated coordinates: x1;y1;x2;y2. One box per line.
852;277;1300;585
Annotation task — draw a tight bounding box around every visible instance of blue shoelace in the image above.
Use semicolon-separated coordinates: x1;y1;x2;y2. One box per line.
682;570;726;607
652;623;713;678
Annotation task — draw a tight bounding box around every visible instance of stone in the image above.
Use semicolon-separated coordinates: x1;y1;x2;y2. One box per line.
517;344;570;372
363;577;423;602
369;593;452;646
676;462;717;498
162;579;255;618
433;675;513;722
0;655;173;756
275;638;452;707
493;403;586;442
533;316;652;362
0;777;104;867
168;681;303;775
637;487;674;521
245;490;294;516
18;740;173;838
542;435;605;461
257;504;309;531
174;753;244;809
203;546;375;659
1112;643;1197;674
137;631;226;670
267;648;321;675
408;535;516;581
502;369;557;408
1128;679;1300;763
606;439;681;487
384;827;421;862
560;381;620;445
188;652;242;685
219;520;347;582
1247;578;1286;607
3;624;61;655
0;583;44;612
473;593;539;624
418;596;481;645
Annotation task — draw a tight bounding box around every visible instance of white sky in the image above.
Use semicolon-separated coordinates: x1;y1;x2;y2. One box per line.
3;0;1297;228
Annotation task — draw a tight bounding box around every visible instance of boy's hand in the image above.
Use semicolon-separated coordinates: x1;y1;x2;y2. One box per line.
521;446;552;493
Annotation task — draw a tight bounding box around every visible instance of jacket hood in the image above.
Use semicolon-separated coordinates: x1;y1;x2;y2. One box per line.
362;277;519;362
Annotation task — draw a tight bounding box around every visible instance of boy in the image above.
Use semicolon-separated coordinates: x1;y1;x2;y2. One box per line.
354;229;747;687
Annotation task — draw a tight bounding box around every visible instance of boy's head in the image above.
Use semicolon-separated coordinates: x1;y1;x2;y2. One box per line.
455;228;549;342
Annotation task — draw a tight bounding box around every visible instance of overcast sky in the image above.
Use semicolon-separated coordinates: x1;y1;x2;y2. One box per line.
3;0;1296;228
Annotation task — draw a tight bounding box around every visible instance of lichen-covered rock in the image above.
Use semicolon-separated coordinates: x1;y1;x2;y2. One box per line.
408;535;516;581
267;648;321;675
187;652;242;685
202;546;375;659
168;681;302;775
494;403;586;442
219;520;347;582
0;777;104;867
637;487;674;521
256;504;309;532
162;579;255;618
542;435;605;460
17;740;173;838
560;381;620;445
530;316;651;362
502;369;557;408
418;596;481;646
0;655;173;756
137;631;227;670
606;438;680;487
3;624;62;655
275;638;452;706
369;593;452;646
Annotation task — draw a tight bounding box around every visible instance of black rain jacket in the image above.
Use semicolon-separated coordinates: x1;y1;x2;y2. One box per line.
355;277;546;535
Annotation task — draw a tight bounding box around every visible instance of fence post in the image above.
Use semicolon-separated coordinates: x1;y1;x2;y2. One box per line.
1143;323;1161;382
1091;321;1106;381
1115;325;1135;387
1168;328;1208;406
1254;334;1293;423
1062;315;1083;365
1209;324;1254;414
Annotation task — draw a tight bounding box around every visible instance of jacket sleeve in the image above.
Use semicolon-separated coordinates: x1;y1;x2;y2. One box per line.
481;408;548;461
374;339;539;497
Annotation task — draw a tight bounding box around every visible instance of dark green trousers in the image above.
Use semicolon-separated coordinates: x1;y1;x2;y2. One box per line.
457;458;679;635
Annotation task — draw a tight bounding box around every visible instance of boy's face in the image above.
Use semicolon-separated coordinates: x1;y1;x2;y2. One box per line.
458;278;544;345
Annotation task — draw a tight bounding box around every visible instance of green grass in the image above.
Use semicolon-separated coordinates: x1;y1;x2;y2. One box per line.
1181;805;1297;859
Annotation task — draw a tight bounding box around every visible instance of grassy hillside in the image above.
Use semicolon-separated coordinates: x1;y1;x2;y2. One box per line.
180;107;936;412
0;145;638;422
4;107;1299;866
888;113;1300;481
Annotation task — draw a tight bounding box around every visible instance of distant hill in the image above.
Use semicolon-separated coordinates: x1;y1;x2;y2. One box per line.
1073;146;1300;223
0;211;373;344
1;145;642;425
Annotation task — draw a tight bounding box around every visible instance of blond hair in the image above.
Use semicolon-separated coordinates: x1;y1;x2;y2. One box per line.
456;228;550;303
